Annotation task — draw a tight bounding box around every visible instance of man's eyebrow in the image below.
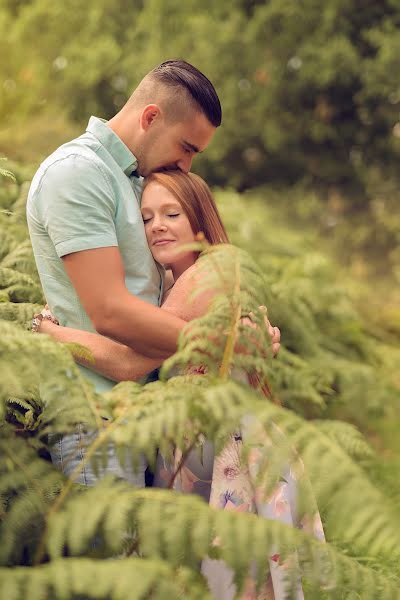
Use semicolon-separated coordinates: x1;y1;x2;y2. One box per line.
182;140;201;153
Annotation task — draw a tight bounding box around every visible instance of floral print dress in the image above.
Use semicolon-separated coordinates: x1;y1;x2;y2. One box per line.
155;413;325;600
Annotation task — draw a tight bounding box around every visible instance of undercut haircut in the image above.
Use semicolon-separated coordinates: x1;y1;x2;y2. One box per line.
132;60;221;127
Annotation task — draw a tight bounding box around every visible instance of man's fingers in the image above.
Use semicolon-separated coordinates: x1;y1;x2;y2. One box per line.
272;341;280;356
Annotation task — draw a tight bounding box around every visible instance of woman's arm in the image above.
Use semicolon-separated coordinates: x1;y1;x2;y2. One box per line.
39;319;161;382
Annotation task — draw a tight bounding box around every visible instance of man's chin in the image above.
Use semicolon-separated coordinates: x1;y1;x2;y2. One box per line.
140;165;181;178
153;165;181;174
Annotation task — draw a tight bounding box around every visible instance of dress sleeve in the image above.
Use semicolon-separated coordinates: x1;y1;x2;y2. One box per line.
35;154;118;257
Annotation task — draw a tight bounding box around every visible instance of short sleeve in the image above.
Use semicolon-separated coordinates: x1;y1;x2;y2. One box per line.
36;154;118;257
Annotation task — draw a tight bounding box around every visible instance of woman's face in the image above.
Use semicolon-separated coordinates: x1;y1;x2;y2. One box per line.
141;181;197;277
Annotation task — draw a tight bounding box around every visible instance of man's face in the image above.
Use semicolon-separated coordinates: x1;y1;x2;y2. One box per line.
138;110;216;177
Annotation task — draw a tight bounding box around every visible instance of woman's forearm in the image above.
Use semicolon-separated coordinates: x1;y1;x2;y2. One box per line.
40;321;161;382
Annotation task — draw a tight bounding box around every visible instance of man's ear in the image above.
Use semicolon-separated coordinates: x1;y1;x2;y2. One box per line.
140;104;162;131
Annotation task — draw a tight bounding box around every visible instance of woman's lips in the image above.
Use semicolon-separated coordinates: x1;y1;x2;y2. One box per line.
153;239;174;246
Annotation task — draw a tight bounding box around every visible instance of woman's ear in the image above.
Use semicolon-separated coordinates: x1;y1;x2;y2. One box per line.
140;104;162;131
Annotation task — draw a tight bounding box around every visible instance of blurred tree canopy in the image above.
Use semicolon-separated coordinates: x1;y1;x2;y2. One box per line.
1;0;400;195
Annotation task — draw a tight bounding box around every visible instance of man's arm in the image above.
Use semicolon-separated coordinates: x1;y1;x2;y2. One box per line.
62;247;185;359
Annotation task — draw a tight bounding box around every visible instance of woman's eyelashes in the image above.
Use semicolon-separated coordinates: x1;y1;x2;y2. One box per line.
142;213;180;224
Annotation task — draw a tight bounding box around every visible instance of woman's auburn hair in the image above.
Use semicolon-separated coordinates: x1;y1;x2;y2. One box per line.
143;171;229;245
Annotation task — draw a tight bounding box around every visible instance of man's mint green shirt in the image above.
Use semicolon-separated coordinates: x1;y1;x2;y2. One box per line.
27;117;163;393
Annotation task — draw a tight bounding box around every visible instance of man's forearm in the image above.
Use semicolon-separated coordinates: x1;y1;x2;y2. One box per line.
93;290;186;358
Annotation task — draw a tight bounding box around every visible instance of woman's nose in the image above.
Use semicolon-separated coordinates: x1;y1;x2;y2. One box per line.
151;217;167;231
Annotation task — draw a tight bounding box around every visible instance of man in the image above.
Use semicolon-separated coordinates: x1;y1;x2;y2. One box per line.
27;59;279;486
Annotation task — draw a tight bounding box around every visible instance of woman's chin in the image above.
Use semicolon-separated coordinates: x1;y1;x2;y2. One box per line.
152;250;175;265
152;250;196;274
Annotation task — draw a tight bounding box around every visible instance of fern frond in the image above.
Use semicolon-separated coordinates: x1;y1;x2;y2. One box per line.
0;266;44;303
98;379;400;560
0;321;103;429
9;180;30;224
39;482;400;598
0;302;43;329
0;158;16;182
0;424;64;566
1;239;39;278
6;393;43;432
313;419;374;461
0;557;212;600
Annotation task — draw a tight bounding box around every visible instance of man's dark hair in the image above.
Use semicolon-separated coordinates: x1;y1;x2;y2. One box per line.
150;60;222;127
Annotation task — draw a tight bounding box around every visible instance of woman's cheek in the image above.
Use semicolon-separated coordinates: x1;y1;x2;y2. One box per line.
144;225;152;244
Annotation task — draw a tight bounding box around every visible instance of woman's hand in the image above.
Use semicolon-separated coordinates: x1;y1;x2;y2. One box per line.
31;305;60;333
240;306;280;357
256;305;280;356
39;318;60;336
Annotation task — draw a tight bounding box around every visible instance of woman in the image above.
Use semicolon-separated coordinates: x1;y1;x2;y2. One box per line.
36;171;323;599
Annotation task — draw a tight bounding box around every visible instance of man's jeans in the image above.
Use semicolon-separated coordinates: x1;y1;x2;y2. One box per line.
49;425;147;487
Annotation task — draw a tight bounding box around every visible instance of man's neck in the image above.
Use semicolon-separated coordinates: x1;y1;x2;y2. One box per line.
108;109;138;155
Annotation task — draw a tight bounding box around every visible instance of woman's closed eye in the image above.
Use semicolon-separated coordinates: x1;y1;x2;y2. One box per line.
142;213;180;224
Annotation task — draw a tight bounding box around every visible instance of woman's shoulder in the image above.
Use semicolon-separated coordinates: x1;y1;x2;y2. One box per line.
178;261;203;284
161;261;216;321
161;269;175;302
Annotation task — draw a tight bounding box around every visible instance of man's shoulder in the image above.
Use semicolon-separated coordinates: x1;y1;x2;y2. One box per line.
43;133;102;176
30;134;107;197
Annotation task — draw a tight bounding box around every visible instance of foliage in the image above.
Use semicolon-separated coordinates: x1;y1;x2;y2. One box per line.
2;1;400;280
0;167;400;598
0;157;16;181
0;557;212;600
2;0;400;191
216;188;399;425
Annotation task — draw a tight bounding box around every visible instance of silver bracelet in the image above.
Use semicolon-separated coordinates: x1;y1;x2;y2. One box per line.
32;310;59;333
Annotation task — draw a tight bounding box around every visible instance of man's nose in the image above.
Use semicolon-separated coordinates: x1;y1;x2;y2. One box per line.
176;155;193;173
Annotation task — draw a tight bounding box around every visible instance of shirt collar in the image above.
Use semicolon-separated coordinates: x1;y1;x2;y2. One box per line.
86;116;138;176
